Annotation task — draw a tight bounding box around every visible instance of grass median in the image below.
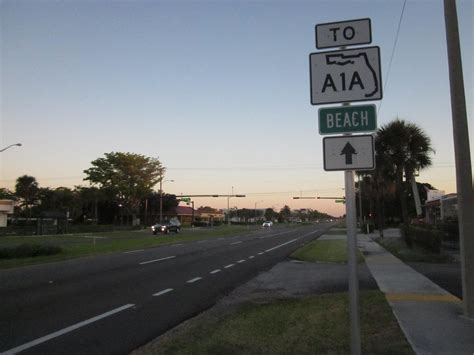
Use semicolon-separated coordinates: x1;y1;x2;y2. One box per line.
0;225;261;269
136;290;413;354
291;238;364;263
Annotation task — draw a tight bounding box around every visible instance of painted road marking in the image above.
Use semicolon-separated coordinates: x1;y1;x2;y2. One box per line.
224;264;235;269
248;256;255;259
186;277;202;283
237;259;246;263
230;241;242;245
210;269;221;274
386;293;461;303
258;252;265;255
171;243;183;247
198;240;208;243
265;239;298;253
2;304;135;355
153;288;174;297
123;249;145;254
139;256;176;265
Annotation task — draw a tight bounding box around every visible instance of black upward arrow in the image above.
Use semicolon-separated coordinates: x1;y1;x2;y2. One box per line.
341;142;357;165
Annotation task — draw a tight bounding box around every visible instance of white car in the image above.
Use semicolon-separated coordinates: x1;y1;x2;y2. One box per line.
262;221;273;227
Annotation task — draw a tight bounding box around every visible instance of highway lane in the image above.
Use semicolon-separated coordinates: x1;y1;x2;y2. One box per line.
0;223;333;354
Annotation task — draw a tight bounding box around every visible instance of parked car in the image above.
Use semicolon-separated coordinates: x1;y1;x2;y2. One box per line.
151;220;181;235
262;221;273;227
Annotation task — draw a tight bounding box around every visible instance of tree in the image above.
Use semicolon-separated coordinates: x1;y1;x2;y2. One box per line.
279;205;291;222
83;152;164;222
0;188;15;200
264;208;276;221
15;175;39;220
375;119;434;231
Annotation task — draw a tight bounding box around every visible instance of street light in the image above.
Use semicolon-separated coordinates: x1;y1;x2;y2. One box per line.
254;200;263;225
0;143;22;152
159;179;174;222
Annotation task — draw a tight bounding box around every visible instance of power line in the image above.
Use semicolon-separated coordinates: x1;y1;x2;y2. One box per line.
378;0;407;117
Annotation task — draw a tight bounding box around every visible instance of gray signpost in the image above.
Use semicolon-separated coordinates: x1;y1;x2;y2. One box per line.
310;18;382;355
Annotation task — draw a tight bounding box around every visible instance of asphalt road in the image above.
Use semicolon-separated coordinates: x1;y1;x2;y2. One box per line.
0;223;333;355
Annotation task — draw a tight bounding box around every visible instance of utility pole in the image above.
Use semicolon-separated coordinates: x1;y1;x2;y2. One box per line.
444;0;474;318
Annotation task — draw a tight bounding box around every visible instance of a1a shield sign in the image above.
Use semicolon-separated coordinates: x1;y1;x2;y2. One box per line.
310;46;382;105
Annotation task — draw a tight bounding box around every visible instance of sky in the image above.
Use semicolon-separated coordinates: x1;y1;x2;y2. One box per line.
1;0;472;217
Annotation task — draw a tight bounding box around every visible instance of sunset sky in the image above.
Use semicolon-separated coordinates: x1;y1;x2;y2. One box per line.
1;0;472;217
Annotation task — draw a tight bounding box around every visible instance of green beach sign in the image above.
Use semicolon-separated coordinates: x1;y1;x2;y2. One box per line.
318;104;376;135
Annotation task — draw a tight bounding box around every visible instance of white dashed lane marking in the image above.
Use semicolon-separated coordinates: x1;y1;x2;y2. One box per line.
2;304;135;355
186;277;202;283
224;264;235;269
139;256;176;265
237;260;245;263
210;269;221;274
265;239;298;253
123;249;144;254
230;241;242;245
153;288;174;297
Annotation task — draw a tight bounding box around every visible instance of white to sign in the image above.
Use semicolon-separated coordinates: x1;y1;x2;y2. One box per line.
310;46;382;105
316;18;372;49
323;134;375;171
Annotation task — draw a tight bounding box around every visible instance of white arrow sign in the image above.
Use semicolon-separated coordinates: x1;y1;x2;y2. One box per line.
323;134;375;171
310;46;382;105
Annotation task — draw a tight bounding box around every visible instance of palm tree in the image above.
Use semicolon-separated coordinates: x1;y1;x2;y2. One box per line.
15;175;39;221
375;119;434;231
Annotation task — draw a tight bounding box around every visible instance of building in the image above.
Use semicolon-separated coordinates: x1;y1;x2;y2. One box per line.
425;193;458;225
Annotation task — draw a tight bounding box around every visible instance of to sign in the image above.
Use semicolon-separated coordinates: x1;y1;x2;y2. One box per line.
316;18;372;49
310;46;382;105
319;104;376;135
323;134;375;171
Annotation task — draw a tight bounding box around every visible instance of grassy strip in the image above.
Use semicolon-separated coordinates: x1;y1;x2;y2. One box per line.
376;237;453;263
291;239;364;263
0;225;260;269
139;291;413;354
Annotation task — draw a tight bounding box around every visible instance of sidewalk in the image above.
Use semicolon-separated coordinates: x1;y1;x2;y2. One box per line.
358;233;474;355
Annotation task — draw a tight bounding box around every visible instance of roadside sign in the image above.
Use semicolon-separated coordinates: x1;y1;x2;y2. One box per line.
181;197;191;203
335;199;346;204
310;46;382;105
319;104;376;135
323;134;375;171
316;18;372;49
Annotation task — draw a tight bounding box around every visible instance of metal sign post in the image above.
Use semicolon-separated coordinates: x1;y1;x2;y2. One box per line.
345;168;361;355
311;18;381;354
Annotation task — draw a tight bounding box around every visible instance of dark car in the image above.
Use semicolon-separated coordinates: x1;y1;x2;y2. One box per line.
151;220;181;235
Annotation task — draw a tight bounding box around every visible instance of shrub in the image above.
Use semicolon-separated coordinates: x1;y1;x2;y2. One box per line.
0;244;62;259
405;226;442;253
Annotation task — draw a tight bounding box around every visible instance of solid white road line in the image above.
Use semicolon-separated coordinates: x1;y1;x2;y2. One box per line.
210;269;221;274
139;255;176;265
230;241;242;245
153;288;174;297
2;304;135;355
186;277;202;283
224;264;235;269
123;249;145;254
237;259;246;263
265;238;298;253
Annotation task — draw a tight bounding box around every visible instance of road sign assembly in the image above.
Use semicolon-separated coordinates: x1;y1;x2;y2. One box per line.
319;104;376;134
323;134;375;171
310;46;382;105
315;18;372;49
311;18;381;354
